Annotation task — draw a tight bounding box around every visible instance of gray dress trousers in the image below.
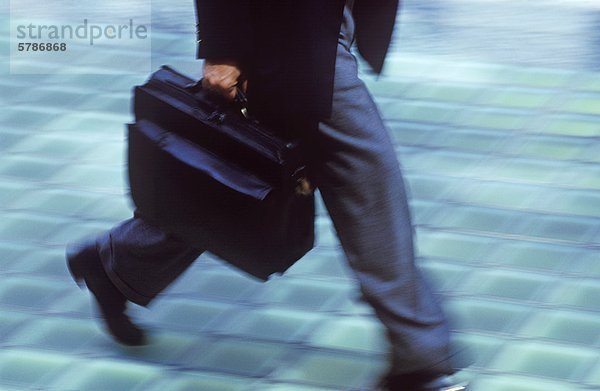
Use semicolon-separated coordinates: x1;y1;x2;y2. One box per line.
96;8;454;377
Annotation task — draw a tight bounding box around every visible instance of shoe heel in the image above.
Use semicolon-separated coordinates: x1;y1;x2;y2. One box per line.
66;241;95;289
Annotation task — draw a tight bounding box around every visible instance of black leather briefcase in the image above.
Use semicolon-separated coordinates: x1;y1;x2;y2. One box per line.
127;65;315;280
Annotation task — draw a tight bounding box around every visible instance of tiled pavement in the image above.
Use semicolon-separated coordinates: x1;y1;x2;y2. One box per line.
1;4;600;391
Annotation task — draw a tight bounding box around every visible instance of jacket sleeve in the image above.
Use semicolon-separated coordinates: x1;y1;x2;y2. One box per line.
194;0;254;61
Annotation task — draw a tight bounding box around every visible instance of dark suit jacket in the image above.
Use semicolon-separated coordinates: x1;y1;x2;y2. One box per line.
194;0;399;120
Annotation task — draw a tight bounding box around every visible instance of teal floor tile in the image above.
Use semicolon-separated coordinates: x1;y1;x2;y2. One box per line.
450;181;549;210
51;164;126;190
463;270;553;301
8;317;103;352
117;331;210;367
217;307;323;343
81;141;127;165
435;205;527;235
542;115;600;137
284;249;353;279
519;215;597;243
45;219;113;246
472;374;580;391
6;134;94;160
411;199;447;225
446;180;541;210
308;316;388;353
574;73;600;92
484;241;576;272
403;150;482;177
47;359;162;391
147;298;233;332
258;383;339;391
401;82;482;104
0;242;31;271
489;341;597;381
562;165;600;190
7;188;100;216
504;68;575;89
454;109;531;131
406;174;460;201
83;196;134;221
573;252;600;278
427;129;511;154
424;62;507;85
484;158;562;184
273;350;386;389
450;332;508;367
1;107;57;129
145;372;249;391
0;131;25;153
189;339;286;377
315;217;339;247
364;79;414;99
379;99;459;124
416;230;495;262
0;277;68;309
517;309;600;346
0;310;31;341
0;212;68;243
73;93;131;114
43;111;128;136
550;279;600;312
479;88;553;109
583;143;600;163
562;94;600;116
388;122;439;146
0;349;75;388
533;189;600;218
249;279;352;311
174;269;261;301
0;156;65;182
586;360;600;387
43;288;94;316
16;247;71;278
443;298;530;333
419;260;474;292
508;136;590;161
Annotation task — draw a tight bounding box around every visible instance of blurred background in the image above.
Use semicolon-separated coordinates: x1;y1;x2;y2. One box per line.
0;0;599;390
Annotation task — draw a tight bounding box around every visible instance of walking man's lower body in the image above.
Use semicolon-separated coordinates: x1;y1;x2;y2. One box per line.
67;8;466;391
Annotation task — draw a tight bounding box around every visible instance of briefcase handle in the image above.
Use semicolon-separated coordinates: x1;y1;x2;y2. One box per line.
182;79;314;195
183;79;251;119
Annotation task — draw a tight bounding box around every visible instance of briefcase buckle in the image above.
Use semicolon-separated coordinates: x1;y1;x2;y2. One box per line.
293;166;313;196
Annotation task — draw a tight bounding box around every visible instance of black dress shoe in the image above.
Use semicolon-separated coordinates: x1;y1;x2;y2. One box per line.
66;240;147;346
378;372;468;391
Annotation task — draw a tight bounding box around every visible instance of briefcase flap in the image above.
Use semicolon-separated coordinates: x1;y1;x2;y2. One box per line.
133;65;305;190
133;119;272;200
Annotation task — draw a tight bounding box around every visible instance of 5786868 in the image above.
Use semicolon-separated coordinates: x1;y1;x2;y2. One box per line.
18;42;67;52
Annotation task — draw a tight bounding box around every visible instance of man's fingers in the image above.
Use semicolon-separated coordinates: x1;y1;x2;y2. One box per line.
202;77;237;100
202;61;243;101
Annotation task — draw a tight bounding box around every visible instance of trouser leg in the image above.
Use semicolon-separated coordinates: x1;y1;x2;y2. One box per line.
311;20;454;376
97;216;203;306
